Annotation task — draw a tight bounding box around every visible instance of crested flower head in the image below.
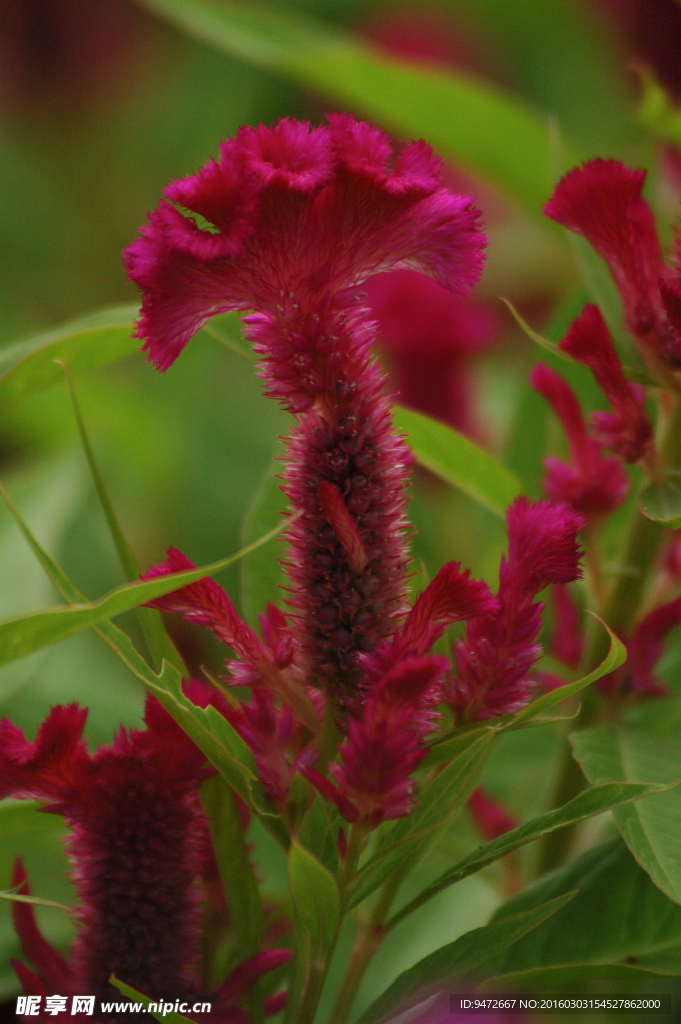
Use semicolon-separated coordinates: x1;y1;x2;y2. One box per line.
544;159;681;367
124;114;486;385
127;115;487;707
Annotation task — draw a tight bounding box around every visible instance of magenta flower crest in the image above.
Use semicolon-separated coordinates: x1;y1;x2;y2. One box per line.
544;158;681;368
126;115;486;704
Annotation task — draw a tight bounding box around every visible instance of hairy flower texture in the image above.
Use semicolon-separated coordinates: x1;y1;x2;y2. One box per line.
557;304;654;464
366;268;497;435
141;548;319;733
303;563;496;824
598;595;681;698
306;655;449;824
451;498;583;721
530;363;628;520
125;115;486;704
0;689;290;1016
544;159;681;367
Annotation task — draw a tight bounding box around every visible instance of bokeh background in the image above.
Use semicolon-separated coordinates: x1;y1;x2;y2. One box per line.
1;0;681;1015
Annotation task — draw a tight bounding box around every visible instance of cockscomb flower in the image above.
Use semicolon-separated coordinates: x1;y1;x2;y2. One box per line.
451;498;584;721
125;114;486;705
544;159;681;368
530;362;629;520
0;689;290;1016
558;304;654;465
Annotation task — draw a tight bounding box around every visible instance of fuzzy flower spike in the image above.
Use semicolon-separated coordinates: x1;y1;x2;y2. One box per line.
125;115;486;704
0;689;290;1018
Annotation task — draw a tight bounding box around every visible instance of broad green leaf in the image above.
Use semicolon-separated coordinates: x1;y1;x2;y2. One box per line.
201;776;262;962
0;800;65;837
387;781;668;931
350;732;495;909
138;0;576;217
109;978;195;1023
639;475;681;528
474;836;681;980
571;725;681;904
0;890;69;912
240;452;287;628
393;405;523;518
354;892;575;1024
298;796;341;876
0;514;287;669
500;618;626;730
288;840;340;956
478;962;679;992
0;306;140;404
202;310;257;362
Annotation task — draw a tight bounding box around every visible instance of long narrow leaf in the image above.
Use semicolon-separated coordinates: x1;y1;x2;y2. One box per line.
0;514;289;669
386;781;670;932
138;0;577;217
393;405;523;517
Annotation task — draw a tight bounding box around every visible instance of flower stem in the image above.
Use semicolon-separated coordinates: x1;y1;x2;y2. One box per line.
536;394;681;875
327;864;408;1024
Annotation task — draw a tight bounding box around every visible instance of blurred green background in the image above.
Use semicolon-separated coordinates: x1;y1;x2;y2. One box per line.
1;0;681;1012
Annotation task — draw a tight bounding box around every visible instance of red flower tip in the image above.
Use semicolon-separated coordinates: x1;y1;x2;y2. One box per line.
660;277;681;340
396;561;497;659
599;595;681;698
504;497;584;598
0;704;88;803
530;362;628;519
318;479;369;574
559;305;653;462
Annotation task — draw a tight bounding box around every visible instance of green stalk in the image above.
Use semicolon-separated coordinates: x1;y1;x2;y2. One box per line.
537;394;681;875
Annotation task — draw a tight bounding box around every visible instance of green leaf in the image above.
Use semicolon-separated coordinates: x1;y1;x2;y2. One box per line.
0;305;139;404
639;475;681;528
350;732;496;909
423;724;497;769
392;405;523;518
571;724;681;904
0;800;66;837
0;889;69;912
240;452;287;628
138;0;577;217
201;775;262;961
298;796;341;876
59;362;184;675
0;513;288;669
387;781;668;932
288;840;340;956
473;836;681;980
108;978;196;1023
637;69;681;148
499;617;626;730
0;475;288;847
202;310;257;362
354;892;576;1024
478;962;680;992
